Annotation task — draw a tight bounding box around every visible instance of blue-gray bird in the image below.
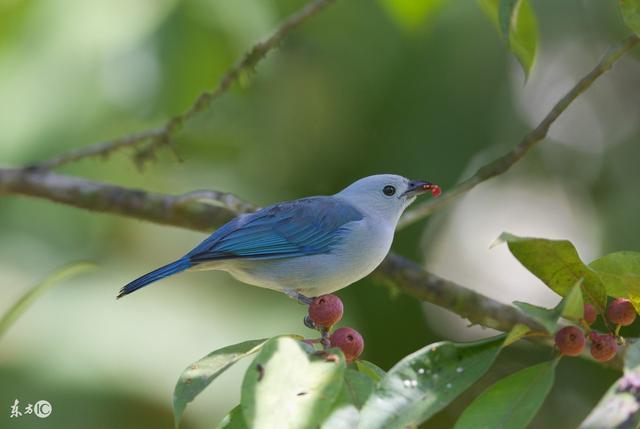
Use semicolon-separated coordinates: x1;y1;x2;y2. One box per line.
118;174;440;303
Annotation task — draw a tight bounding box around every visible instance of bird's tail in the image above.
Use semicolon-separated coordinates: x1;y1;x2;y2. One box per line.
117;258;192;299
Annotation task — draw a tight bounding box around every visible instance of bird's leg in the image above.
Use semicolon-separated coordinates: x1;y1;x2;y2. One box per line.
283;288;331;348
282;290;317;328
283;288;314;305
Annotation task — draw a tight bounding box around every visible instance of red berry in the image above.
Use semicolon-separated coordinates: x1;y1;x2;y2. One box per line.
607;298;636;326
308;294;344;328
583;303;598;325
590;333;618;362
554;326;585;356
329;327;364;363
430;185;442;197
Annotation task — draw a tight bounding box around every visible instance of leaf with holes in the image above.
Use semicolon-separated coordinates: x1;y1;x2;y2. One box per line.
454;360;558;429
173;338;268;428
241;337;346;429
357;335;505;429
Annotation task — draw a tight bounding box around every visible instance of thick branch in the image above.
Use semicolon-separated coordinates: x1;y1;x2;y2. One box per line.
34;0;337;170
0;166;542;332
376;253;543;332
0;168;254;231
398;34;640;229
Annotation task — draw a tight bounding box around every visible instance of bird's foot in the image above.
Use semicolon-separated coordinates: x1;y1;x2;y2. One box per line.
303;315;317;330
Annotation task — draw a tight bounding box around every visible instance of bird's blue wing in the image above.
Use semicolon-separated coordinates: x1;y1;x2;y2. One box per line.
187;196;363;263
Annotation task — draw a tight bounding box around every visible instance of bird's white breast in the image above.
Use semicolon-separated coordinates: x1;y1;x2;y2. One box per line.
217;217;395;297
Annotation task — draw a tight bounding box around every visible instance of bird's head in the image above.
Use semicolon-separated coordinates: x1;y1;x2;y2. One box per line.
335;174;441;223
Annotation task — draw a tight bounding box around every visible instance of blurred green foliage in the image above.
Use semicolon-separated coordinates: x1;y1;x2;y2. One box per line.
1;0;639;428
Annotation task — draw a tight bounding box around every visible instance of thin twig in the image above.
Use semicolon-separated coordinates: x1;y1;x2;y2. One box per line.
34;0;337;170
398;34;640;230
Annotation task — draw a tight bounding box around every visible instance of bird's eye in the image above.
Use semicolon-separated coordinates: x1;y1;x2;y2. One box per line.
383;185;396;196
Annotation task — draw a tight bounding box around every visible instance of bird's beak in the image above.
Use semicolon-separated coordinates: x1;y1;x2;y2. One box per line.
402;180;442;198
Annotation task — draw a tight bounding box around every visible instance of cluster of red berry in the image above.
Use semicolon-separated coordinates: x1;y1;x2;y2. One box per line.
555;298;636;362
305;294;364;362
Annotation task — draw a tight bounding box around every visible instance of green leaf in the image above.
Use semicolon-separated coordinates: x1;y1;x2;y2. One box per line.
590;251;640;312
513;302;558;333
560;281;585;321
580;340;640;429
241;337;346;429
321;405;360;429
497;233;606;313
498;0;519;40
357;335;505;429
454;360;557;429
321;369;376;428
513;281;584;333
379;0;445;32
173;339;268;428
339;368;375;409
478;0;538;77
504;323;531;346
216;405;248;429
620;0;640;36
355;360;386;383
0;262;95;340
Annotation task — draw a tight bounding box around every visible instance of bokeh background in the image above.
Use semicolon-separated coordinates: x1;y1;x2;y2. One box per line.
1;0;639;427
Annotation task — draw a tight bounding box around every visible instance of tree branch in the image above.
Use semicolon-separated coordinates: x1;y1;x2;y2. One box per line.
398;34;640;230
376;253;543;333
0;166;542;331
0;168;254;231
1;167;626;368
33;0;337;170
